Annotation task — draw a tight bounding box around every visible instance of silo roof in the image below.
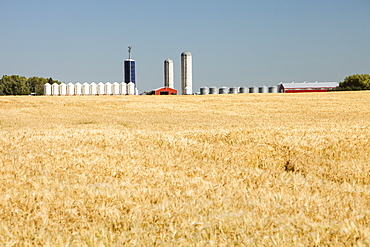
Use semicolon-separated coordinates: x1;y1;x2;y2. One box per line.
181;51;192;56
279;81;339;89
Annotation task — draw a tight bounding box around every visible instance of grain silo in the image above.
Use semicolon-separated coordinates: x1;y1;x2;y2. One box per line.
120;82;127;95
259;86;268;93
75;82;82;95
90;82;97;95
229;87;238;94
249;86;258;93
219;86;229;94
200;86;209;95
67;82;75;95
59;83;67;96
52;83;59;96
127;82;135;95
181;51;192;95
105;82;112;95
112;82;120;95
209;86;218;94
82;82;90;95
98;82;105;95
239;86;248;93
44;83;51;95
268;86;278;93
124;46;136;85
164;58;174;89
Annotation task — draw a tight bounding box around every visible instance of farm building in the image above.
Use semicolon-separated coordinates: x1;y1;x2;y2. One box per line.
150;87;178;95
278;81;338;93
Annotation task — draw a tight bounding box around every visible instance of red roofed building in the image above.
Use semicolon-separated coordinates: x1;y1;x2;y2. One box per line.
152;87;178;95
278;81;338;93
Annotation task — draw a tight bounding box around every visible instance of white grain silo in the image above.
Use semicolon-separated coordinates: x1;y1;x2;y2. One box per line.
59;83;67;96
229;87;238;94
98;82;105;95
82;82;90;95
44;83;51;96
239;86;248;93
90;82;97;95
75;82;82;95
52;83;59;96
67;82;75;95
181;51;192;95
200;86;209;95
105;82;112;95
268;86;278;93
120;82;127;95
164;58;174;89
219;86;229;94
112;82;120;95
127;82;135;95
259;86;268;93
209;86;218;94
249;86;258;93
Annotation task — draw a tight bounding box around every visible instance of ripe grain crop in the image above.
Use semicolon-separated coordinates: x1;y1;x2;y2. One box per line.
0;92;369;246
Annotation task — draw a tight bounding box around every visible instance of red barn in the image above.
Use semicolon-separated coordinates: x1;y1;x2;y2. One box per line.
152;87;178;95
278;82;338;93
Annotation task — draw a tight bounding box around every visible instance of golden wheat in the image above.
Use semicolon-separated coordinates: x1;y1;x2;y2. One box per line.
0;92;369;246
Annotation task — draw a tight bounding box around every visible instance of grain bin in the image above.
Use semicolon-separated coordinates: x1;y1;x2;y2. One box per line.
239;86;248;93
90;82;97;95
127;82;135;95
259;86;268;93
229;87;238;94
82;82;90;95
209;87;218;94
105;82;112;95
52;83;59;96
75;82;82;95
268;86;278;93
200;86;209;95
120;82;127;95
44;83;51;95
98;82;105;95
67;82;74;95
112;82;120;95
219;86;229;94
249;86;258;93
59;83;67;96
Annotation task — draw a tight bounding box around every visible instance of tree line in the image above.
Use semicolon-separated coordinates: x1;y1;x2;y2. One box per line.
0;75;62;96
335;74;370;91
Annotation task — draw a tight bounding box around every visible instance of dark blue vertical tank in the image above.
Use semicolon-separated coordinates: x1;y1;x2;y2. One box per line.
124;59;135;84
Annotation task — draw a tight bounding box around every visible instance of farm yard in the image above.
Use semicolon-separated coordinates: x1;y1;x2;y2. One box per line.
0;92;369;246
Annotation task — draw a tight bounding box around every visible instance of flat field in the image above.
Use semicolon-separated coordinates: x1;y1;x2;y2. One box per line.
0;92;369;246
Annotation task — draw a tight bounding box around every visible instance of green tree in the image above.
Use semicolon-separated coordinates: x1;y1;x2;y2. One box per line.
27;76;48;95
0;75;30;95
338;74;370;91
48;77;54;85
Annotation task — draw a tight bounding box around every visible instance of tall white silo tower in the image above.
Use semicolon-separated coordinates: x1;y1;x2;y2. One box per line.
164;58;174;89
181;51;192;95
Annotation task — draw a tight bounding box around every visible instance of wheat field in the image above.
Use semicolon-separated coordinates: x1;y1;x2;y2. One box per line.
0;92;369;246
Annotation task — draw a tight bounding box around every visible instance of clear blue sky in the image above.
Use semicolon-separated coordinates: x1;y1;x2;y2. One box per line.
1;0;369;92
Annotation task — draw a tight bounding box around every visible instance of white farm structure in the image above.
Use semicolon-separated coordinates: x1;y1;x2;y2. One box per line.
44;82;138;96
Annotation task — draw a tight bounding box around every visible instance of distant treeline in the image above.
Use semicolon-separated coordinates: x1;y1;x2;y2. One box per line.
333;74;370;91
0;75;62;95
